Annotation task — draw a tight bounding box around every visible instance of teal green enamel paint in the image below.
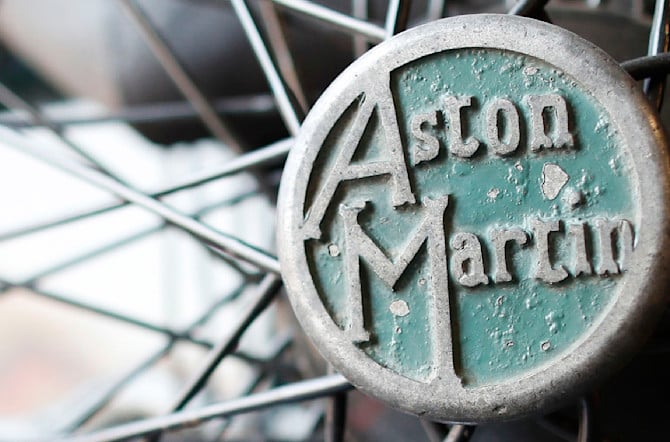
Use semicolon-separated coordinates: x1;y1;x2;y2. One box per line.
307;177;436;379
304;48;635;385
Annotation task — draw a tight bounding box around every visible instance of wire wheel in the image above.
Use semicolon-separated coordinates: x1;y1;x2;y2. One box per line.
0;1;667;441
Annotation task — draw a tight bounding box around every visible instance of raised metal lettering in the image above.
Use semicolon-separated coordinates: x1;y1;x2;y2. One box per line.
490;228;528;283
595;218;619;275
411;111;440;165
450;233;489;287
339;196;450;343
302;81;415;240
568;223;592;276
531;219;568;284
443;95;480;157
485;98;520;156
618;220;634;271
525;94;574;151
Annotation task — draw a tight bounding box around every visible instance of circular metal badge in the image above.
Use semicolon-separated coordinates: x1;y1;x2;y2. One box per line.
277;14;670;422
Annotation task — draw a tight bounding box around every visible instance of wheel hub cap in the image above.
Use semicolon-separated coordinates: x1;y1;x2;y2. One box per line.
277;14;670;422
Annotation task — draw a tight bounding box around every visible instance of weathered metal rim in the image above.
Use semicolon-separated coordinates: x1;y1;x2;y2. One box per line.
277;14;670;422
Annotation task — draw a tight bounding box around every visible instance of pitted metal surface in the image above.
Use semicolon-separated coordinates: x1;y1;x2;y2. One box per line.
278;14;670;422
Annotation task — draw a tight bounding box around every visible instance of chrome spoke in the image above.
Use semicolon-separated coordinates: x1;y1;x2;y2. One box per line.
576;398;593;442
444;425;467;442
167;274;282;412
151;137;290;195
427;0;446;21
231;0;302;136
61;282;276;433
258;1;310;113
508;0;550;16
211;334;293;438
0;126;281;274
118;0;243;151
0;138;290;243
384;0;411;38
325;391;348;442
420;419;448;442
644;0;670;109
0;95;277;129
622;53;670;80
21;224;164;284
0;82;120;178
6;282;220;349
271;0;386;43
63;345;173;433
14;191;255;285
352;0;369;56
63;375;353;442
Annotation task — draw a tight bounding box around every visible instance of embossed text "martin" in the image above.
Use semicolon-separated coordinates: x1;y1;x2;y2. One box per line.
339;196;633;343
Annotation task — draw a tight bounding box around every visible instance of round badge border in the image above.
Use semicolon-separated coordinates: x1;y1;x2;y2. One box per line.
277;14;670;422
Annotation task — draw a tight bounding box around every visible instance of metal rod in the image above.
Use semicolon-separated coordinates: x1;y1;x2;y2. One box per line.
159;137;290;195
644;0;670;109
182;288;247;334
426;0;445;21
384;0;411;38
15;279;263;364
508;0;550;16
258;1;309;113
63;344;173;433
23;224;164;284
444;424;467;442
0;191;258;284
352;0;369;57
576;397;594;442
0;203;127;243
4;190;260;286
62;375;353;442
204;243;264;282
0;126;281;274
63;279;256;433
168;274;282;411
0;138;290;243
0;82;119;178
118;0;242;151
14;283;211;347
420;419;448;442
534;416;576;441
622;53;670;80
0;95;277;129
271;0;386;43
0;82;59;130
325;391;348;442
203;333;294;439
231;0;302;136
9;280;257;368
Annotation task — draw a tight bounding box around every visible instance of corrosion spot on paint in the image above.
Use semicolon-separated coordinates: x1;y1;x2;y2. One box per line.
487;188;501;200
390;300;410;317
328;244;340;257
541;163;569;200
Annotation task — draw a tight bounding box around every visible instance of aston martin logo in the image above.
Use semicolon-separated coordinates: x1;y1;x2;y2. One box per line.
299;82;634;345
277;15;668;422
